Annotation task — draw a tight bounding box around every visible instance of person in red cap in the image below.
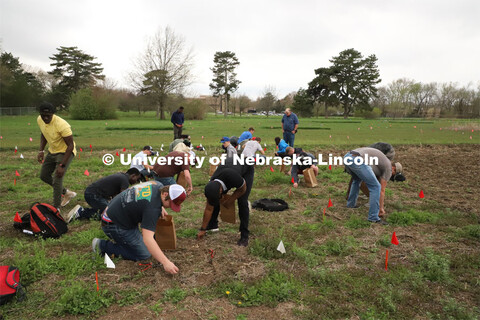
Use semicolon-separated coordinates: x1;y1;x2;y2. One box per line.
92;182;186;274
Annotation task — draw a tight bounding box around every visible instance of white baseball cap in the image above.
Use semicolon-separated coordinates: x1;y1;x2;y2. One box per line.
169;184;186;212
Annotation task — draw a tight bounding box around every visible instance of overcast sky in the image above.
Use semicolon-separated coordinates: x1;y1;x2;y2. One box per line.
1;0;479;99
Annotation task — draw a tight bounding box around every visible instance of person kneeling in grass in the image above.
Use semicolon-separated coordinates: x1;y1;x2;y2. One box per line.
285;147;319;188
67;168;141;222
92;183;186;274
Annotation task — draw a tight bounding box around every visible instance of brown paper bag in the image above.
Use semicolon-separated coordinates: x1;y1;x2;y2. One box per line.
176;171;187;188
303;167;318;188
220;194;236;224
155;215;177;250
209;164;218;176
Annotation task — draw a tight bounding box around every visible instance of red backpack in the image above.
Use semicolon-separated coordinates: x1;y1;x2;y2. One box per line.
13;203;68;238
0;266;26;305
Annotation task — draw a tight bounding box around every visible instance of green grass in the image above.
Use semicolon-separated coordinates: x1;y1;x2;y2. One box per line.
219;271;301;307
0;112;478;152
387;209;437;226
0;112;479;319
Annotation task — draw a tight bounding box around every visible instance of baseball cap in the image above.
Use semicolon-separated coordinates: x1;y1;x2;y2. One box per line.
169;184;187;212
204;181;221;206
38;102;55;114
394;162;403;174
220;136;230;143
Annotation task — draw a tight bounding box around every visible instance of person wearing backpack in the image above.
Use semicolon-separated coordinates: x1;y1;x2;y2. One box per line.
37;102;77;209
92;183;186;274
66;168;142;222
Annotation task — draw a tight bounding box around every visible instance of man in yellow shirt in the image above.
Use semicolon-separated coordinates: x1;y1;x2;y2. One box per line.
37;102;77;209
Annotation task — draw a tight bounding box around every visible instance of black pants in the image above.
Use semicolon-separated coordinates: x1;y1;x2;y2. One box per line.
207;165;254;239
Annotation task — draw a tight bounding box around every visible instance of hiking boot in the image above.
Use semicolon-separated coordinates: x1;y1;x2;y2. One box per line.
237;237;249;247
66;204;82;223
61;190;77;207
92;238;101;254
370;219;389;226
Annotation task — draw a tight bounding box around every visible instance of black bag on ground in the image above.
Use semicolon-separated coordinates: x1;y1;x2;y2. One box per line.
13;203;68;238
252;198;289;212
0;265;26;305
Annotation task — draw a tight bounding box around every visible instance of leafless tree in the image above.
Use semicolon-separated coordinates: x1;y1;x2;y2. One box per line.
129;26;194;119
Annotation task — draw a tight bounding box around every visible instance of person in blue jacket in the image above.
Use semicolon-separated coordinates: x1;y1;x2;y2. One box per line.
281;108;299;147
171;106;185;139
274;137;289;157
238;127;255;144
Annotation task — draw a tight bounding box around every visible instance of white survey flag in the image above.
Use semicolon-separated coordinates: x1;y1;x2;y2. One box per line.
20;154;24;159
277;240;286;254
104;254;115;268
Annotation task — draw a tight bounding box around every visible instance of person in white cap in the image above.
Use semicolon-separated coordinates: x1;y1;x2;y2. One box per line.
130;146;157;178
92;182;186;274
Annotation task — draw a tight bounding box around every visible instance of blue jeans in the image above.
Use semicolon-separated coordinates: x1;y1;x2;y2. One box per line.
99;224;151;261
344;152;381;222
283;131;295;147
79;191;109;220
155;176;176;186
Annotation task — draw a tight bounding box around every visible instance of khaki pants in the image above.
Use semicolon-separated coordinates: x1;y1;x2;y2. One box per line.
40;152;74;208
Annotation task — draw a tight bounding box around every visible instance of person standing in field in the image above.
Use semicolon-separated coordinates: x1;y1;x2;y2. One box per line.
171;106;185;139
37;102;77;209
281;108;299;147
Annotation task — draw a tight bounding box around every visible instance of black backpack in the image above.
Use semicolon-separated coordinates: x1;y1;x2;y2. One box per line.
252;198;289;212
13;203;68;238
0;266;26;305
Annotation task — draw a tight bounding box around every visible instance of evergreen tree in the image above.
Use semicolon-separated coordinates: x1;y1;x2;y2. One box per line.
48;46;104;107
209;51;241;117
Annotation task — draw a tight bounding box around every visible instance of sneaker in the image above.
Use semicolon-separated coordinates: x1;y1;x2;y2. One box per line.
207;227;219;233
370;219;389;225
346;205;360;209
92;238;101;254
237;237;249;247
61;190;77;207
66;204;82;223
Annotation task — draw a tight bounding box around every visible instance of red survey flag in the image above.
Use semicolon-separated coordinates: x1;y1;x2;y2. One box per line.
328;165;332;170
291;177;295;184
270;166;274;172
95;272;99;291
327;198;333;208
419;190;425;198
84;169;90;176
385;249;389;271
116;152;119;156
15;170;20;177
123;147;126;152
14;212;22;223
80;148;83;152
391;232;399;245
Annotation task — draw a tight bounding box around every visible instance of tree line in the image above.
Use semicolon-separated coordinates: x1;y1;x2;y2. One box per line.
1;27;478;119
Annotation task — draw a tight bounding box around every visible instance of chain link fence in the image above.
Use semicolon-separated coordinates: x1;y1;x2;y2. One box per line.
0;107;37;115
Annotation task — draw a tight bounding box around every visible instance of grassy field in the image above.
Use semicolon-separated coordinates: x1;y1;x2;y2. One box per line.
0;112;479;319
